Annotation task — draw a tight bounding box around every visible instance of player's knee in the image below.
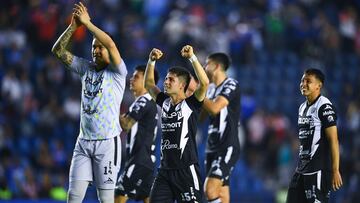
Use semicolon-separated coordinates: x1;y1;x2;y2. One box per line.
67;188;84;203
97;189;114;203
67;181;88;203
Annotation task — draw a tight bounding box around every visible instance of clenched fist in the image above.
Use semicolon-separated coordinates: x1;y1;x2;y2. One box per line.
149;48;163;61
181;45;194;59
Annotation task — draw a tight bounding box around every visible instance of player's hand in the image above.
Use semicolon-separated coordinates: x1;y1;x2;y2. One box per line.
73;2;91;26
332;170;343;191
70;14;82;28
181;45;194;59
149;48;163;61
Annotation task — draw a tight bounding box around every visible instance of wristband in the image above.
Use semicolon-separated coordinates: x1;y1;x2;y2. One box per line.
148;59;156;66
189;55;198;63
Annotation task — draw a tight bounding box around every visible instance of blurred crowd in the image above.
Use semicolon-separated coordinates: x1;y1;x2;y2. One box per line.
0;0;359;202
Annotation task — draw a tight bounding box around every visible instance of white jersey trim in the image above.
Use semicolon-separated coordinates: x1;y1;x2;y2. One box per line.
190;164;200;190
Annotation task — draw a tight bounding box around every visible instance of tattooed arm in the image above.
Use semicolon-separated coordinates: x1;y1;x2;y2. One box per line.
74;2;122;66
51;14;80;66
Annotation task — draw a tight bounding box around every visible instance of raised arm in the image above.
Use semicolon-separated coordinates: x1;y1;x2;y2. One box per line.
181;45;209;101
74;2;122;66
325;126;343;191
144;48;162;101
51;14;80;66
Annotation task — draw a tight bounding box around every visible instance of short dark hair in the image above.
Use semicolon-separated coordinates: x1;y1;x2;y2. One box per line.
135;65;159;85
304;68;325;84
168;66;191;93
207;52;231;71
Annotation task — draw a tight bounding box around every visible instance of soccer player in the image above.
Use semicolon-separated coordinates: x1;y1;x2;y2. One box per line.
114;65;160;203
202;53;241;203
51;3;127;203
144;45;209;203
286;68;343;203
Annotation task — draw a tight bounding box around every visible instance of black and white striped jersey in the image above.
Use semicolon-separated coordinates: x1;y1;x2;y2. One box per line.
296;95;337;173
156;92;202;169
206;78;241;153
125;93;158;169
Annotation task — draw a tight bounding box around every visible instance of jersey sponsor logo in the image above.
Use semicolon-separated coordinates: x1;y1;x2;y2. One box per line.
299;145;309;156
327;115;334;122
324;104;332;110
223;88;231;95
222;82;236;97
224;80;237;90
131;100;146;113
162;111;183;120
299;129;313;139
161;122;182;131
161;139;178;150
322;110;335;116
298;116;314;126
104;177;114;184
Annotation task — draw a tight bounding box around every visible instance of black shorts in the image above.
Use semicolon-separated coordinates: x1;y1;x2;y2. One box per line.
149;164;203;203
115;163;154;201
286;171;331;203
205;146;240;186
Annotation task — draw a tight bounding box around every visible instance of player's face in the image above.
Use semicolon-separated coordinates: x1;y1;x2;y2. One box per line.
204;59;217;80
300;74;322;97
92;38;110;66
129;70;144;92
164;72;185;95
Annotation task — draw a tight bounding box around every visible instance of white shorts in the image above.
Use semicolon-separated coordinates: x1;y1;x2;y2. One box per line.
69;136;121;189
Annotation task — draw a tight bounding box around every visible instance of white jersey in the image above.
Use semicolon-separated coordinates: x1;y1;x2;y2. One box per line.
69;56;127;140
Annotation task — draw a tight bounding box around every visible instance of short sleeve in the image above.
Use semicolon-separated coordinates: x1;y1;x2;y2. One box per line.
68;56;89;76
128;96;149;121
219;79;240;102
110;59;127;76
318;103;337;128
